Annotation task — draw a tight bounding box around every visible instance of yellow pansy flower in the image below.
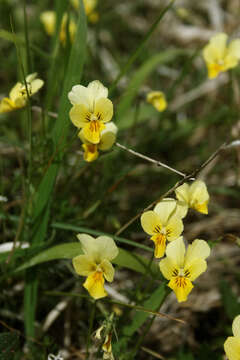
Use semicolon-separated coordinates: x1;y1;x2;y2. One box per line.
40;11;76;45
224;315;240;360
203;33;240;79
146;91;167;112
160;237;210;302
68;80;113;144
175;180;209;215
0;73;44;113
72;234;119;299
79;122;118;162
141;199;184;258
71;0;99;23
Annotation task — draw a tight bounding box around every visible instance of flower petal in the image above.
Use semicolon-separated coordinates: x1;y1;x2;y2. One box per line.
166;217;184;241
228;39;240;60
69;104;91;128
94;236;119;261
140;211;162;236
174;201;188;219
232;315;240;337
168;277;193;302
30;79;44;95
175;183;190;204
101;259;115;282
83;271;107;299
159;257;177;280
165;237;185;267
68;84;92;108
189;180;209;209
151;234;166;258
72;254;96;276
40;11;56;36
0;98;17;113
98;131;116;151
77;234;118;263
224;336;240;360
184;258;207;281
83;120;105;144
154;198;177;225
185;239;210;264
82;143;99;162
9;82;23;102
94;98;113;124
87;80;108;101
203;33;228;64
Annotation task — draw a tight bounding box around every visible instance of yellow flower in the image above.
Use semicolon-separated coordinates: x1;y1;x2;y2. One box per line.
72;234;119;299
141;199;184;258
175;180;209;215
203;33;240;79
79;122;118;162
40;11;76;45
0;73;44;113
146;91;167;112
102;334;114;360
224;315;240;360
160;237;210;302
68;80;113;144
71;0;99;23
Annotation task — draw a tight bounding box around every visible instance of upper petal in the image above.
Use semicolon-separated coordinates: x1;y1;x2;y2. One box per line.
228;39;240;60
203;33;228;63
185;239;210;264
189;180;209;205
30;79;44;95
154;198;177;225
232;315;240;337
9;82;22;101
175;183;190;204
165;237;185;267
141;211;162;236
68;84;92;109
72;254;96;276
94;236;119;261
94;98;113;123
77;233;97;257
87;80;108;101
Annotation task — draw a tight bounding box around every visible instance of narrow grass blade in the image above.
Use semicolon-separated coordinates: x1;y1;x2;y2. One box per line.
109;0;175;94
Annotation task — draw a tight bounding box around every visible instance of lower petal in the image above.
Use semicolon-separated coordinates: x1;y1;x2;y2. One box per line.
82;144;99;162
193;201;208;214
0;98;17;113
207;63;224;79
168;276;193;302
151;234;166;258
83;271;107;299
83;120;105;144
224;337;240;360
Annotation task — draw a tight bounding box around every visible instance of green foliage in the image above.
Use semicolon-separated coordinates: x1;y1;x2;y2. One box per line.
0;332;20;360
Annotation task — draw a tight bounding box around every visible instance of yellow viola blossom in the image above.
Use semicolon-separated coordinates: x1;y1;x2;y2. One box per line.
203;33;240;79
71;0;99;23
146;91;167;112
224;315;240;360
40;11;76;45
175;180;209;215
160;237;210;302
72;234;119;299
141;199;184;258
68;80;113;144
79;122;118;162
0;73;44;113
